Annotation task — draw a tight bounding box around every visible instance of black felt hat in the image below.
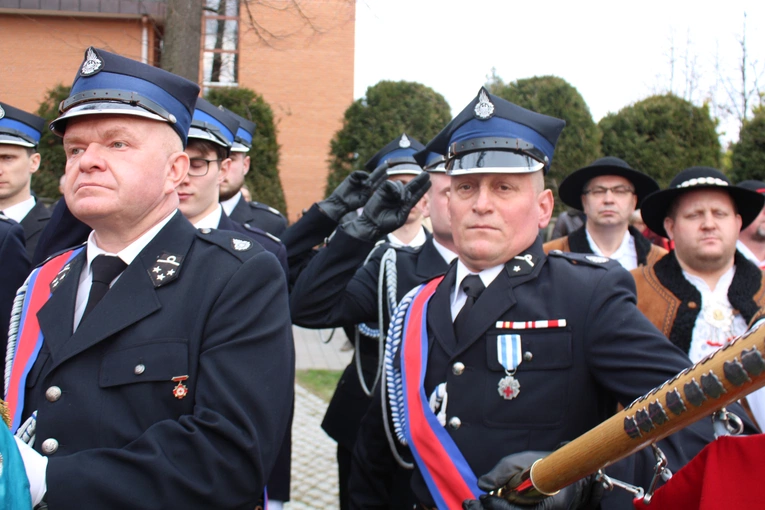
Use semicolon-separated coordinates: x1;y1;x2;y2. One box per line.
641;167;765;238
558;157;659;210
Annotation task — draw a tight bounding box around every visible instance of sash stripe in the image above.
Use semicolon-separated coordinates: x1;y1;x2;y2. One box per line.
6;249;81;432
401;276;481;509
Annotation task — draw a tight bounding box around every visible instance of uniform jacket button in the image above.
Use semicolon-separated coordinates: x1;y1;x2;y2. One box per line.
448;416;462;430
41;438;59;455
452;362;465;376
45;386;62;402
523;351;533;362
200;228;212;234
134;364;146;375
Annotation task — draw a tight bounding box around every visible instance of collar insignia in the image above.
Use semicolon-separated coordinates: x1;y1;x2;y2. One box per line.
80;47;104;77
474;90;495;119
149;252;184;288
399;134;411;148
50;262;74;292
0;105;5;120
506;253;539;277
232;238;252;251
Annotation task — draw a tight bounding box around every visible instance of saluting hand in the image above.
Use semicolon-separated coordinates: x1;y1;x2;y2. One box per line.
318;163;389;222
344;171;431;242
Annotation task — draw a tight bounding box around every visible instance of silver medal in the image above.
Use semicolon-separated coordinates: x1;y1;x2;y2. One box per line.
498;374;520;400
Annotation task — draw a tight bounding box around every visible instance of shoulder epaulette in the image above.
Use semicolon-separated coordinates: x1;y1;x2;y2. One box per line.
547;249;617;269
196;227;265;260
250;201;285;218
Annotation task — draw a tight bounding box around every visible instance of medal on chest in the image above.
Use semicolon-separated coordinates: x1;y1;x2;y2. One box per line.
172;375;189;399
497;334;522;400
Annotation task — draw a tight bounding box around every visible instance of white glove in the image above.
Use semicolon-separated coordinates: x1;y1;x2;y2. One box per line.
428;383;448;426
14;435;48;506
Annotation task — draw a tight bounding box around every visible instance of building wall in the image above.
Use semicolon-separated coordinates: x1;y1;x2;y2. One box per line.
0;1;355;221
236;1;355;220
0;14;156;111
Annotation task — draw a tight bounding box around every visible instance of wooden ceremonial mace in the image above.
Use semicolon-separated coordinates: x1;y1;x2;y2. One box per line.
498;319;765;500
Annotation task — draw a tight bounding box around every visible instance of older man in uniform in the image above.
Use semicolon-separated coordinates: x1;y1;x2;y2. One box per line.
735;179;765;269
0;102;51;258
6;47;293;509
215;107;287;237
544;157;665;269
348;88;742;510
633;168;765;428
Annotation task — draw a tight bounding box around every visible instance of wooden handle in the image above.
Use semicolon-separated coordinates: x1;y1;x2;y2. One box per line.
510;320;765;495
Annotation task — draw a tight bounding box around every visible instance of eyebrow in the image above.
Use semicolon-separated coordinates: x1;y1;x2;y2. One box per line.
64;126;138;146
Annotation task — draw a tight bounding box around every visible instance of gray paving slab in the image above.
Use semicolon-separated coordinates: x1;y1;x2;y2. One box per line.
293;325;353;371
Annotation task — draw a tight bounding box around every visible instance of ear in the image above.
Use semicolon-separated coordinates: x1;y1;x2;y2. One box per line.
29;152;41;174
420;189;431;218
537;188;554;229
218;157;232;185
166;151;189;194
663;216;675;240
243;155;251;175
735;213;742;232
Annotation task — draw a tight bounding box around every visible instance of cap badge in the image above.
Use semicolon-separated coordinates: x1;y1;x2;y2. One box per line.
0;105;5;119
80;47;104;77
399;134;411;148
474;90;495;120
232;238;252;251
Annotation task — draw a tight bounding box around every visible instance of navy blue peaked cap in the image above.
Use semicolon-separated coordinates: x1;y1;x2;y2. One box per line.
0;102;45;147
413;148;446;173
50;47;200;147
189;98;238;149
218;106;256;152
365;134;425;176
424;87;565;175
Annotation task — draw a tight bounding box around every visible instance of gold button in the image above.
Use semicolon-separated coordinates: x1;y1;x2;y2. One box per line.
45;386;62;402
41;438;59;455
452;362;465;376
134;364;146;375
688;302;697;309
448;416;462;430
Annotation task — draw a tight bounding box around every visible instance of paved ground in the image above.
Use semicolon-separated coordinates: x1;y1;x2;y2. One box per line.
284;326;352;510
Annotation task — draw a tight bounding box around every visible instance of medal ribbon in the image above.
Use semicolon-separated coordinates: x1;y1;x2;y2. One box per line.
6;248;83;432
401;276;482;509
497;334;522;373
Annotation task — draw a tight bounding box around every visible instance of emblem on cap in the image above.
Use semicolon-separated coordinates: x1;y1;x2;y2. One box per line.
0;105;4;119
80;47;104;77
474;89;495;120
399;134;411;148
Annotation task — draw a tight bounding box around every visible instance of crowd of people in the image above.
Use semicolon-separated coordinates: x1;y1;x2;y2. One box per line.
1;46;764;509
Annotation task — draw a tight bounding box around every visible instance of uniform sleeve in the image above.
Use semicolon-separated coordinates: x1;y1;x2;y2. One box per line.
290;226;384;328
280;203;340;289
45;250;295;509
0;222;30;357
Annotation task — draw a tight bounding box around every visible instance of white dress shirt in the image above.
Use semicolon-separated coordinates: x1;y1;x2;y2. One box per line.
432;238;458;265
450;260;504;321
220;191;242;217
586;228;638;270
2;195;36;223
388;225;428;248
194;204;223;229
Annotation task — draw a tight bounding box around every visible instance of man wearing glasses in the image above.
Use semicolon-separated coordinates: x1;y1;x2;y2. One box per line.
544;157;666;270
180;98;287;274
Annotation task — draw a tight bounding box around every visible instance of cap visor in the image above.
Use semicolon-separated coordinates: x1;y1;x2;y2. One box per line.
0;133;36;148
50;102;167;135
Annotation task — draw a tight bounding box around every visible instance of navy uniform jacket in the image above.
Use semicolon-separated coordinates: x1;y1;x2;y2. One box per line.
280;203;339;289
0;217;30;358
218;211;288;276
19;199;51;259
228;194;288;237
31;199;91;266
19;212;294;509
350;237;750;508
291;226;449;449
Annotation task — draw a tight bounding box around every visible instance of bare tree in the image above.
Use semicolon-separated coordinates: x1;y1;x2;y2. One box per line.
161;0;204;82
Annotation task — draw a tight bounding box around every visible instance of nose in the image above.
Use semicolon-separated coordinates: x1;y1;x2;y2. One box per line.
472;184;493;214
78;143;107;173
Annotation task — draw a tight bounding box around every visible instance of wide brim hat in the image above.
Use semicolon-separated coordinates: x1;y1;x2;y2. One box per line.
558;157;659;210
641;167;765;238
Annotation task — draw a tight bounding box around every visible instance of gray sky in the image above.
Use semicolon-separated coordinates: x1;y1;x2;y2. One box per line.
354;0;765;144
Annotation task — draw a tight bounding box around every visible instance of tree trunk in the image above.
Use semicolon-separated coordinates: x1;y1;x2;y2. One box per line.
161;0;203;83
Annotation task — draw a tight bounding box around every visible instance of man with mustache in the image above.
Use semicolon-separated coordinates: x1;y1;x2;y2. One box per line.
633;167;765;428
544;157;665;269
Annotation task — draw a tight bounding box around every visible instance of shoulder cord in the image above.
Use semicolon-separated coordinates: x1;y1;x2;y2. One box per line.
381;285;420;470
356;247;398;397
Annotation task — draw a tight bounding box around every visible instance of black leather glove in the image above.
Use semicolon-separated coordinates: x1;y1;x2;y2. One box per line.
318;164;389;222
462;451;602;510
342;171;431;242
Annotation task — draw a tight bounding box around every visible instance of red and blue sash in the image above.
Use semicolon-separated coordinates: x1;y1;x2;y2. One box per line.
400;276;482;509
6;248;82;432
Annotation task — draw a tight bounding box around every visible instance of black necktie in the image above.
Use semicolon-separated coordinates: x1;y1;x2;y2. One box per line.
82;255;127;320
454;274;485;342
